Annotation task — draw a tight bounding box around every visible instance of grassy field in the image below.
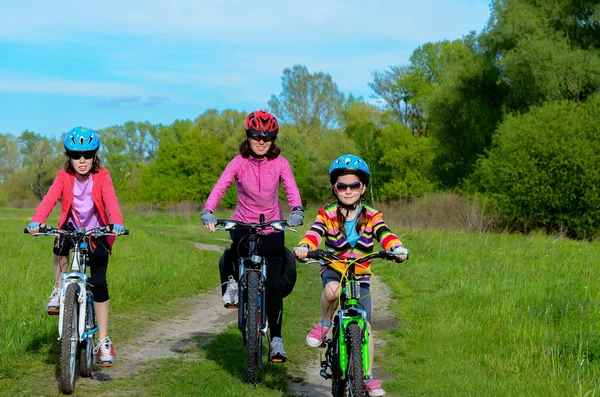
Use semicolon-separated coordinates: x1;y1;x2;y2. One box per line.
2;207;600;396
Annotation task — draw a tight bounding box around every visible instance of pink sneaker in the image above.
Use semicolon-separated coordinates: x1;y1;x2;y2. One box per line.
364;378;386;397
306;323;329;347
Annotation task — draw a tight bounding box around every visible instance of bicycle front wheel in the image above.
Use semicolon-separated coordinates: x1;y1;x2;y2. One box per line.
245;270;261;384
78;295;95;377
330;326;347;397
347;323;367;397
60;283;79;394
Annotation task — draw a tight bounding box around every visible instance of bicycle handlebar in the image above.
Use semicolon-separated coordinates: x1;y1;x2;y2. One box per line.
304;248;409;263
215;219;296;233
24;225;130;236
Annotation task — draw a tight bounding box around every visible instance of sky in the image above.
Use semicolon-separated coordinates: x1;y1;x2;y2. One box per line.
0;0;491;139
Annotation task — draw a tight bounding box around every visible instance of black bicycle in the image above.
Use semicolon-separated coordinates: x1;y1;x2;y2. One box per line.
25;225;128;394
304;248;408;397
215;216;295;383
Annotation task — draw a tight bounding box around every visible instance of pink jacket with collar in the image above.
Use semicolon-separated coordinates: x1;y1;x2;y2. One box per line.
32;168;124;249
204;154;302;225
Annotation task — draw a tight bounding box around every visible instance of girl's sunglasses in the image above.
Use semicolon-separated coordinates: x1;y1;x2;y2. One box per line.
334;181;363;192
68;151;95;160
250;135;275;142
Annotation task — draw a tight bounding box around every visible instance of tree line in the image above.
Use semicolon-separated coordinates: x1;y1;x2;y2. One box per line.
2;0;600;238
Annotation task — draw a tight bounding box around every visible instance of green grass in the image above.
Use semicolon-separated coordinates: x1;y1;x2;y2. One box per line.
3;207;600;396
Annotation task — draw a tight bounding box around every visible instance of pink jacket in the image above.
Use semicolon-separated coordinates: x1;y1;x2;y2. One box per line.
32;168;124;249
204;155;302;225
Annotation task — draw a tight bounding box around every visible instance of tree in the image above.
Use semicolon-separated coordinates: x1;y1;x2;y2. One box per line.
269;64;344;138
18;131;63;200
469;95;600;239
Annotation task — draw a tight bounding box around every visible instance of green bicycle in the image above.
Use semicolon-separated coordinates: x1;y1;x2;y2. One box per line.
304;248;408;397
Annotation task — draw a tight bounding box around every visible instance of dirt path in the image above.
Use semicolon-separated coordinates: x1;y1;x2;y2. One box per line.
287;280;398;396
82;242;233;383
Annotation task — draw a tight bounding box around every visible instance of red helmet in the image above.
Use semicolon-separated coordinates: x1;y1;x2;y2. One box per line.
244;110;279;137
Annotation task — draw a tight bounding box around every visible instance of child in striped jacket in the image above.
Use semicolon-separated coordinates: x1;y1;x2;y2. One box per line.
294;154;407;397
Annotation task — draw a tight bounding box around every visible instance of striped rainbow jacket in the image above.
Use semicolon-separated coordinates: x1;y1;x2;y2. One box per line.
298;202;403;275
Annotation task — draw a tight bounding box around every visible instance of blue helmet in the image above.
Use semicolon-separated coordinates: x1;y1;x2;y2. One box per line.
329;154;370;185
63;126;100;153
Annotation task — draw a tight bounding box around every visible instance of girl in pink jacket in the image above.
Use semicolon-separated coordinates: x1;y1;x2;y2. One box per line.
26;126;125;367
201;110;304;363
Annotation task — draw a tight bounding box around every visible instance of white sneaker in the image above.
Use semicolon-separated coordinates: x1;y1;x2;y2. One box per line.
94;337;116;367
222;276;238;308
270;337;287;363
45;287;60;315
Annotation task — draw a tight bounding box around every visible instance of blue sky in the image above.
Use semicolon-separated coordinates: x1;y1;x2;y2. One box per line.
0;0;491;139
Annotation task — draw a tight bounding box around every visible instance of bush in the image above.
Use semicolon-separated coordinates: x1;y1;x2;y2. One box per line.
469;95;600;239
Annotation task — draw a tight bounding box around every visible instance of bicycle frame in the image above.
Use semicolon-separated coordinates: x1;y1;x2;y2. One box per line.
57;231;96;342
215;217;295;382
305;248;409;396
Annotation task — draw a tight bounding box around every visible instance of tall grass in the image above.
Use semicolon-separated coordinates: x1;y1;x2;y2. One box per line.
375;229;600;395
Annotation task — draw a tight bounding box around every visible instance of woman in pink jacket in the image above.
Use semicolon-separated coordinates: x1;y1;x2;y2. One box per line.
201;110;304;363
26;126;126;367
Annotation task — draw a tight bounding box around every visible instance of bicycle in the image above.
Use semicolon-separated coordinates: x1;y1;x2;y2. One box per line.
303;248;409;397
24;225;128;394
214;216;295;384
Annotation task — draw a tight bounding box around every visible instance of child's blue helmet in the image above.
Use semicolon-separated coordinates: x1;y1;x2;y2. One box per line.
63;126;100;153
329;154;370;185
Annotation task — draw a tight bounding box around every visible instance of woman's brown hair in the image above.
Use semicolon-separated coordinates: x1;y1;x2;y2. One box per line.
239;138;281;159
63;153;103;174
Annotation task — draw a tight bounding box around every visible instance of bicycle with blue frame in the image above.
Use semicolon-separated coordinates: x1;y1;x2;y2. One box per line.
24;225;128;394
303;247;409;397
215;216;295;384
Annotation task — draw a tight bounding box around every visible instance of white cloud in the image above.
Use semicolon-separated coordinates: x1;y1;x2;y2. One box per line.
0;74;141;97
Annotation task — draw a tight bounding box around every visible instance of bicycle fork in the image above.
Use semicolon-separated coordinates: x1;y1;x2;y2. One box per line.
57;274;90;343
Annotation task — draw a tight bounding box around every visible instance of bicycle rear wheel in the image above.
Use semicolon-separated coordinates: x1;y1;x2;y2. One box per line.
78;295;95;377
347;323;367;397
60;283;79;394
245;270;261;384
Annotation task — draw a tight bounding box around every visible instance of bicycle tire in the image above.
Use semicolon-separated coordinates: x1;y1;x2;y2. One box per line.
245;270;261;383
347;323;367;397
60;283;79;394
78;296;95;377
330;324;347;397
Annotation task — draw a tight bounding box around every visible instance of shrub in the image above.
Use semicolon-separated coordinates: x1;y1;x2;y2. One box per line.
469;95;600;239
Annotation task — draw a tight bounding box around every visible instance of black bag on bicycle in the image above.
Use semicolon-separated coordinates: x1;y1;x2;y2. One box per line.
218;247;297;298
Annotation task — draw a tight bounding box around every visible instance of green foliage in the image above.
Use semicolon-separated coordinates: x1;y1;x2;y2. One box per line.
377;122;435;201
268;64;344;138
141;120;228;203
99;121;159;202
469;95;600;239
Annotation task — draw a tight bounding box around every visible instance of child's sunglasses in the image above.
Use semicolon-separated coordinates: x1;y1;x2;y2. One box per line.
250;135;275;142
68;151;96;160
334;181;363;192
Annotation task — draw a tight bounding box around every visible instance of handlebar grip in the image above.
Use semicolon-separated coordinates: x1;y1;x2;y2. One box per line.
306;249;325;259
24;226;53;234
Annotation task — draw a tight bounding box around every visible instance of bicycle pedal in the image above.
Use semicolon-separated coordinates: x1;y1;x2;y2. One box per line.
320;370;331;379
224;304;238;309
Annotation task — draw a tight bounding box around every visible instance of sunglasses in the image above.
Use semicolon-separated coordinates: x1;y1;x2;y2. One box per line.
250;135;275;143
69;151;95;160
334;181;363;192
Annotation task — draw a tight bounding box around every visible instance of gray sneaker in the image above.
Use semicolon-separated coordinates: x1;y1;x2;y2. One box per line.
270;337;287;363
45;287;60;315
222;276;238;308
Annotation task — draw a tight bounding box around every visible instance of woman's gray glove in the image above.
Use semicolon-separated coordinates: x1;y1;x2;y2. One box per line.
286;210;304;227
200;209;217;225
